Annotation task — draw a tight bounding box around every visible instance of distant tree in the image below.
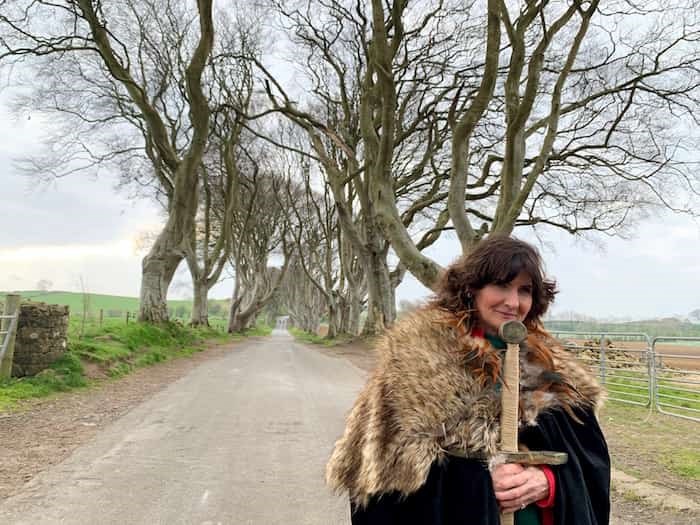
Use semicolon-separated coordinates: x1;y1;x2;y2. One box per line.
689;309;700;323
398;299;423;315
36;279;53;292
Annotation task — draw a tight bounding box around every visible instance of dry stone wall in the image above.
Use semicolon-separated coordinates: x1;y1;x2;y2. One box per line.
12;302;70;377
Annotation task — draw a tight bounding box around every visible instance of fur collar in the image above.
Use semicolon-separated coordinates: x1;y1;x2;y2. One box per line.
326;308;603;506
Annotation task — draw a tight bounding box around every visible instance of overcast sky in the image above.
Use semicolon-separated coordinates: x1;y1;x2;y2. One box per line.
1;96;698;321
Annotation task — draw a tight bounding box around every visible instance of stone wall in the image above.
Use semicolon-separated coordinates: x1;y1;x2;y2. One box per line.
12;302;70;377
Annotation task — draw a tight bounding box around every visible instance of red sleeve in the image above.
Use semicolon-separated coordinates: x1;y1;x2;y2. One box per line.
536;465;556;508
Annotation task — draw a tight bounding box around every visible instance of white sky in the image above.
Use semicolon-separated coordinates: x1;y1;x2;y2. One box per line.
1;95;699;321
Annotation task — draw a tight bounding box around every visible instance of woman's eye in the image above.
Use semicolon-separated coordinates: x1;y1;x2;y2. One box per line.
519;287;532;295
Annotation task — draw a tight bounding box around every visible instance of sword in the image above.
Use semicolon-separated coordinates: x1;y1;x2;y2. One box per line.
497;320;567;525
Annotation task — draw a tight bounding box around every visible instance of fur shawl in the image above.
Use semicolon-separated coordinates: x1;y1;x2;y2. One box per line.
326;308;604;507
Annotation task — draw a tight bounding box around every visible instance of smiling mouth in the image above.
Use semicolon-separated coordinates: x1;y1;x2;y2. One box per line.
496;311;517;318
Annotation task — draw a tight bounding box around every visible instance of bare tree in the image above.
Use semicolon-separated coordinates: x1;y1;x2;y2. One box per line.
257;0;456;333
1;0;214;322
285;162;348;338
280;258;327;333
259;0;698;303
226;165;292;333
185;20;258;326
369;0;700;286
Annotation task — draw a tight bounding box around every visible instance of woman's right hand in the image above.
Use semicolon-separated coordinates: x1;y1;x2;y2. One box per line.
491;463;549;513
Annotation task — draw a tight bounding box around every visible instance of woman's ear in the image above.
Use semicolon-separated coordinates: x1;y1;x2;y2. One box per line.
461;289;474;310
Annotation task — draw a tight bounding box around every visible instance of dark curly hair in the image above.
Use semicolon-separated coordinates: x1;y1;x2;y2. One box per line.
431;235;557;330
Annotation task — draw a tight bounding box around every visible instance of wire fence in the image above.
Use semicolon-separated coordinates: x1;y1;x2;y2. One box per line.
69;309;230;333
552;330;700;423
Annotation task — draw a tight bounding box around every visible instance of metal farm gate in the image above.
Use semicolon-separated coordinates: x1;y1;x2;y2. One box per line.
0;294;20;379
552;331;653;407
550;330;699;423
651;336;700;422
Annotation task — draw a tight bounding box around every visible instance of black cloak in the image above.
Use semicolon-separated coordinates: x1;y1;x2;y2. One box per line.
350;405;610;525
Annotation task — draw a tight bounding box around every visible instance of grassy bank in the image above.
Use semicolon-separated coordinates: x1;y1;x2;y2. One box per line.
288;327;355;347
0;320;270;412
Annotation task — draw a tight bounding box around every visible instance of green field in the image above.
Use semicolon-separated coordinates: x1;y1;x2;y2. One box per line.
546;319;700;338
0;290;230;321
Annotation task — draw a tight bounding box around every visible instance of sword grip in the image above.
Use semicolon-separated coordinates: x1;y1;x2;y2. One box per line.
499;341;520;452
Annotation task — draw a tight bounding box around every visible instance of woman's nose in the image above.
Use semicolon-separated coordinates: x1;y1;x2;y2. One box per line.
503;288;519;307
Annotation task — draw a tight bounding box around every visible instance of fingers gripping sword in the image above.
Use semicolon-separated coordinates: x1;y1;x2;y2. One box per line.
497;320;567;525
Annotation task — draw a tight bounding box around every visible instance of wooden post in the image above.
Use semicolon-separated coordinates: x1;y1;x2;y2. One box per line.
99;309;104;327
0;294;21;380
126;311;130;325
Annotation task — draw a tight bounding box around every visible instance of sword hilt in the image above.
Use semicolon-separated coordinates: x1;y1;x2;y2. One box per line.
498;320;528;525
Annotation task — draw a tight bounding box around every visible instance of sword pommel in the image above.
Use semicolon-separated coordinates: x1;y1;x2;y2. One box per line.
498;320;527;344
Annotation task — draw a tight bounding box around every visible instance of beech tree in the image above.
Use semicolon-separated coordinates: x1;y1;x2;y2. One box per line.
186;23;257;326
226;162;292;333
261;0;698;306
367;0;700;287
0;0;215;322
258;0;456;333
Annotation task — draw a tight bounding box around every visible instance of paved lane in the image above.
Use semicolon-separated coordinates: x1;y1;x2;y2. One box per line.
0;331;365;524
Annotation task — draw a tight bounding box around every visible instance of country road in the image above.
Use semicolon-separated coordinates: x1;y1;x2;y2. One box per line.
2;331;691;525
0;331;364;525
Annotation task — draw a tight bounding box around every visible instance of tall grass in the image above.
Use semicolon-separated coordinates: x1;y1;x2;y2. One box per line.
0;317;267;411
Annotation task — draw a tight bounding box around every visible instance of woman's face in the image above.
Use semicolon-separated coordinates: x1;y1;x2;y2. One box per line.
473;270;533;336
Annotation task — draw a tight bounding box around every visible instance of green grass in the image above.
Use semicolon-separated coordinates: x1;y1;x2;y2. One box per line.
546;319;700;338
0;353;88;411
0;318;253;412
662;449;700;480
601;403;700;485
236;322;274;337
289;327;355;347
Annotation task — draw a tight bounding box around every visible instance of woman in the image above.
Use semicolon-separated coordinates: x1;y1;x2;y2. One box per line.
326;236;610;525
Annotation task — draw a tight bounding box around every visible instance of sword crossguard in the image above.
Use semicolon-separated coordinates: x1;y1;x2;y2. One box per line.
495;450;568;466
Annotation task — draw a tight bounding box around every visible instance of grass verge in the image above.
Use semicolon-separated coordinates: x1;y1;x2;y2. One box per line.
601;402;700;491
0;318;268;412
289;327;356;347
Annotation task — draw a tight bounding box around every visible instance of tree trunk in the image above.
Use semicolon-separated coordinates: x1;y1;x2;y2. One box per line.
229;303;260;333
362;241;395;336
139;244;182;323
229;311;250;332
347;290;362;336
190;278;209;327
226;293;244;333
326;299;339;339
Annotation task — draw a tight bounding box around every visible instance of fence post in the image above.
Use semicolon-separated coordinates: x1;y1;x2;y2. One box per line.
649;338;657;411
599;336;607;385
0;294;21;380
99;309;104;327
126;311;130;325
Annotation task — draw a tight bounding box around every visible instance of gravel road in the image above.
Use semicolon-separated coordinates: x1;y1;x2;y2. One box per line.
0;331;363;525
